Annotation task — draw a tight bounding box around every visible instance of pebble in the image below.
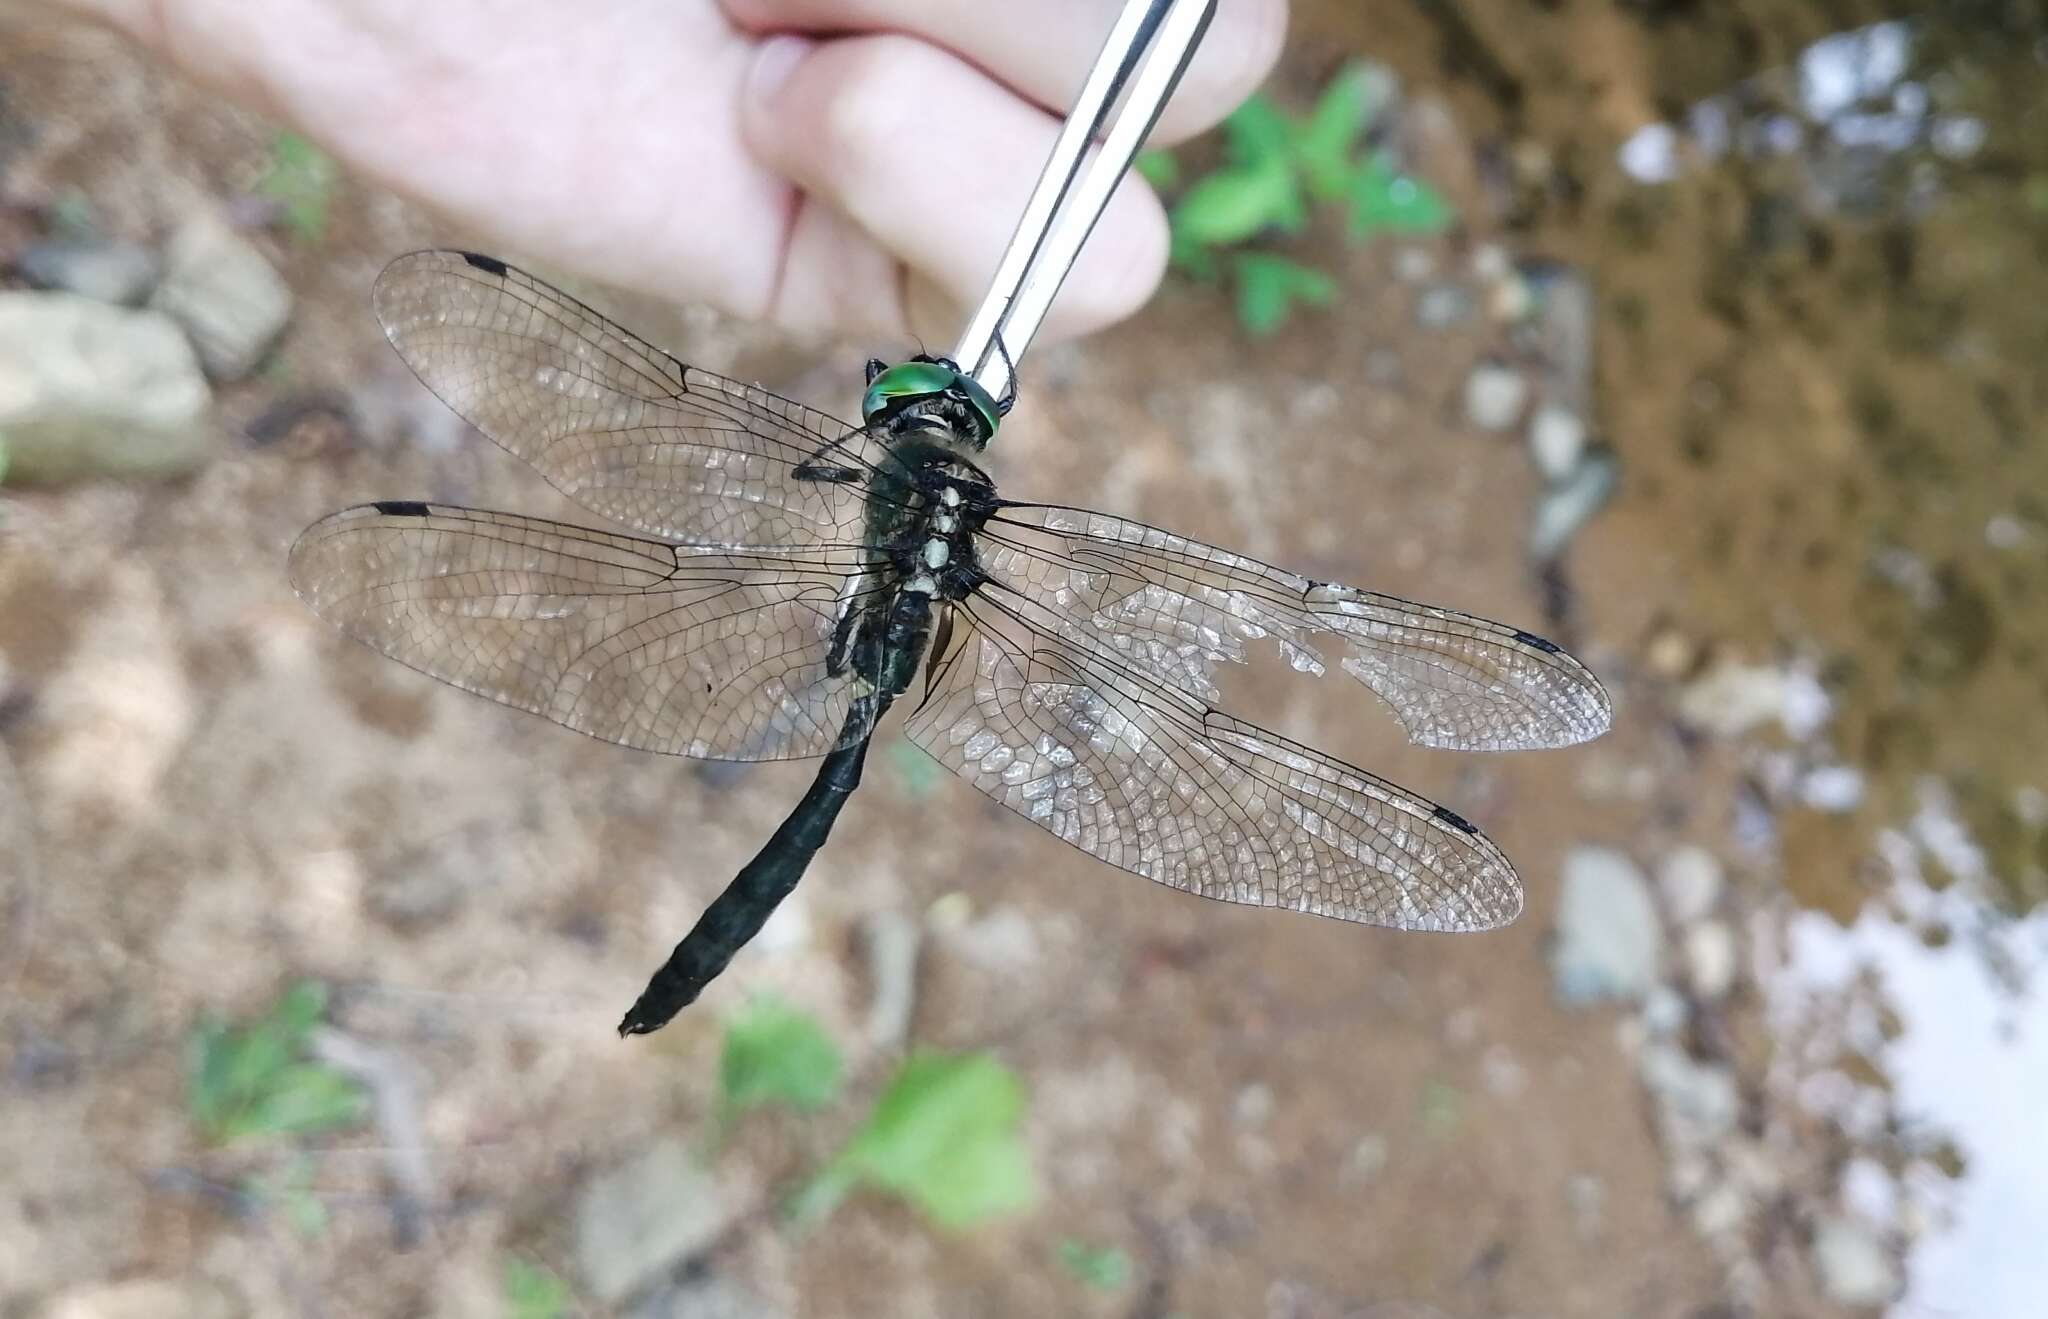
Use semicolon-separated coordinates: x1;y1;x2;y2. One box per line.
1676;660;1831;740
0;292;214;483
1690;1180;1748;1238
1462;360;1529;430
1392;246;1436;282
1637;1044;1740;1148
149;212;293;379
1414;280;1474;329
1811;1216;1900;1308
1526;403;1588;483
574;1142;747;1304
1682;920;1739;999
1640;983;1690;1036
1527;446;1617;559
17;238;161;306
1550;845;1663;1006
1657;846;1725;923
1800;764;1866;813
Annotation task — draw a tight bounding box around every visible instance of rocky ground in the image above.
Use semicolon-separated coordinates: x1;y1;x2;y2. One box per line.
4;3;2044;1318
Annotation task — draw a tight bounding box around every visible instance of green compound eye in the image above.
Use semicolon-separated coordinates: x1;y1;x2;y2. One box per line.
861;359;1002;442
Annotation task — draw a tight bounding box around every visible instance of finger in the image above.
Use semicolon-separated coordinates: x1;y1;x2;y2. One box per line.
744;33;1169;344
722;0;1286;146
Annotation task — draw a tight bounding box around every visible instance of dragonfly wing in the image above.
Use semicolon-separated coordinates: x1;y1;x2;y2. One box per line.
372;250;889;548
290;502;883;760
905;589;1521;931
976;504;1612;752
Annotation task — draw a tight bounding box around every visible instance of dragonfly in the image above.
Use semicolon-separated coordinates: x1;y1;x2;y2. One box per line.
288;250;1614;1037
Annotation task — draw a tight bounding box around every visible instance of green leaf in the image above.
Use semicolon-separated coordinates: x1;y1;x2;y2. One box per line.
185;982;366;1144
226;1064;368;1142
1347;155;1453;237
1134;149;1180;191
1057;1239;1132;1290
255;131;338;245
720;995;842;1116
502;1256;574;1319
1170;158;1304;249
1223;95;1294;169
1295;63;1382;200
798;1051;1034;1230
1231;253;1336;335
1166;228;1220;281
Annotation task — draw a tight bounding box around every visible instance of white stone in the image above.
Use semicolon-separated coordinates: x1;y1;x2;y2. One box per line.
1526;403;1588;483
1658;845;1725;923
1811;1216;1900;1308
0;292;213;482
150;212;293;379
1462;361;1529;431
1683;920;1739;999
1550;846;1663;1005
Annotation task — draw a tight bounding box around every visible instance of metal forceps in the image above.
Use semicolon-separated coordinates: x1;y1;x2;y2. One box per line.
950;0;1216;404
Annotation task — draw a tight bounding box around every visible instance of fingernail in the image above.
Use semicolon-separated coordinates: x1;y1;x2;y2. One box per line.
748;35;813;109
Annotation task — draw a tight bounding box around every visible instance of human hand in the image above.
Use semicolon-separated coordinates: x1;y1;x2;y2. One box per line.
50;0;1286;342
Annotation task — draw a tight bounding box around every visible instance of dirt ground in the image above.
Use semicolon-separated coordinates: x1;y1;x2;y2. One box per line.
4;3;2042;1317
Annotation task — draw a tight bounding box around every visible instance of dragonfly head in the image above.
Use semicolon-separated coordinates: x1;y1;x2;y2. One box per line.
861;356;1002;447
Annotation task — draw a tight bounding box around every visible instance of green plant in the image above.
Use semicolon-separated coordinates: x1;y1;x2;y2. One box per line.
791;1050;1034;1230
501;1256;575;1319
1138;61;1452;334
719;994;843;1121
255;131;338;245
186;981;367;1145
1057;1238;1133;1290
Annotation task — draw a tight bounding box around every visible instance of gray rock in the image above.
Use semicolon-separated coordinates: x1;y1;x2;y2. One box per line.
0;292;214;483
1528;445;1617;560
575;1141;746;1305
1461;360;1528;430
1657;846;1724;924
1812;1216;1900;1307
1681;920;1739;999
149;213;292;379
1551;846;1663;1006
18;239;161;306
1638;1044;1739;1147
1526;403;1588;483
1414;280;1473;329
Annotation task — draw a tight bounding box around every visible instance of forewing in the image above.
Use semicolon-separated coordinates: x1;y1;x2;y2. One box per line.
975;505;1612;752
289;502;882;760
905;590;1522;931
372;250;889;547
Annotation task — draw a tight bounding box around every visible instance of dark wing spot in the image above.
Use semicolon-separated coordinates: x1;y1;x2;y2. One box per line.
372;500;433;518
1510;629;1563;654
459;252;509;276
1431;803;1480;835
